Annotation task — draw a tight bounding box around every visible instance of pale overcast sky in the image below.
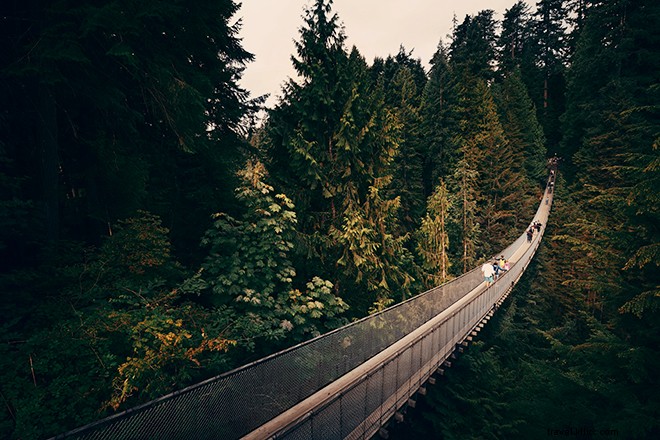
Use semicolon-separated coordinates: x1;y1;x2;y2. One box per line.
237;0;530;108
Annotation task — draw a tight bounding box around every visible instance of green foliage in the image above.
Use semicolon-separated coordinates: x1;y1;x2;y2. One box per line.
421;42;458;185
498;1;535;73
416;180;454;287
529;0;570;149
387;66;426;232
1;0;253;258
194;160;349;343
9;0;660;438
494;68;547;185
449;10;499;82
265;1;413;314
0;211;237;439
330;176;415;303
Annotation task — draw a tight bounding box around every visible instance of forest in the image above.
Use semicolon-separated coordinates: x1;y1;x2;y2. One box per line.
0;0;658;439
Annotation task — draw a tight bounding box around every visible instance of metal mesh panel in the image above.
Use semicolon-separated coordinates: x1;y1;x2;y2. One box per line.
310;399;342;440
282;418;312;440
340;380;368;438
365;369;383;422
56;183;554;440
381;359;398;411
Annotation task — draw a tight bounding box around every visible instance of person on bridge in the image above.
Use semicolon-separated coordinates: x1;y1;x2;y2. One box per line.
534;221;542;232
492;261;501;280
482;260;495;287
498;256;507;272
527;227;534;242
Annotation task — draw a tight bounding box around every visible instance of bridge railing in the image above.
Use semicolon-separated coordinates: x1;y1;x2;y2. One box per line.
276;204;547;440
56;259;489;440
54;181;553;440
252;180;553;439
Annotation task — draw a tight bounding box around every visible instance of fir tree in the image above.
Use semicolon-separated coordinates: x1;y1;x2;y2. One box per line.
420;42;457;191
416;179;454;287
498;1;535;73
530;0;569;149
265;0;412;313
494;68;547;185
449;10;498;82
388;66;425;232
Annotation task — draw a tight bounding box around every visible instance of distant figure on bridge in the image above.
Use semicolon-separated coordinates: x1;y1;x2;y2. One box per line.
526;227;534;243
498;256;507;272
534;221;542;232
482;261;495;286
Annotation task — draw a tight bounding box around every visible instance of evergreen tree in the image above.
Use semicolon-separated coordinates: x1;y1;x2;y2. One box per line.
0;0;254;261
498;1;535;73
494;68;547;185
452;156;481;273
388;66;425;232
530;0;569;149
265;0;412;313
371;46;427;109
420;42;457;191
449;74;526;258
416;179;454;287
558;0;660;434
266;0;349;231
449;10;499;82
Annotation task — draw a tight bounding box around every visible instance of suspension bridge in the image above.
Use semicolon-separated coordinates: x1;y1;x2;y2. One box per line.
53;174;556;440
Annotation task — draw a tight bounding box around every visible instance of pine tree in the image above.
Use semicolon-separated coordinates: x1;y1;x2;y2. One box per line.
450;75;525;257
420;42;457;191
371;46;427;110
557;0;660;434
265;1;412;313
530;0;569;149
494;68;547;185
416;179;454;287
449;10;498;82
452;156;481;273
388;66;425;232
498;1;535;73
266;0;349;231
0;0;254;257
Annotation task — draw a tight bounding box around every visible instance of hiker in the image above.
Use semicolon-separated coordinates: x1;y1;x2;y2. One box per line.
482;260;495;287
527;227;534;242
492;261;501;280
498;255;507;272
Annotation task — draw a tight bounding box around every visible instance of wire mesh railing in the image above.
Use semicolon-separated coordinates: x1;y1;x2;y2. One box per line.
54;177;554;440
